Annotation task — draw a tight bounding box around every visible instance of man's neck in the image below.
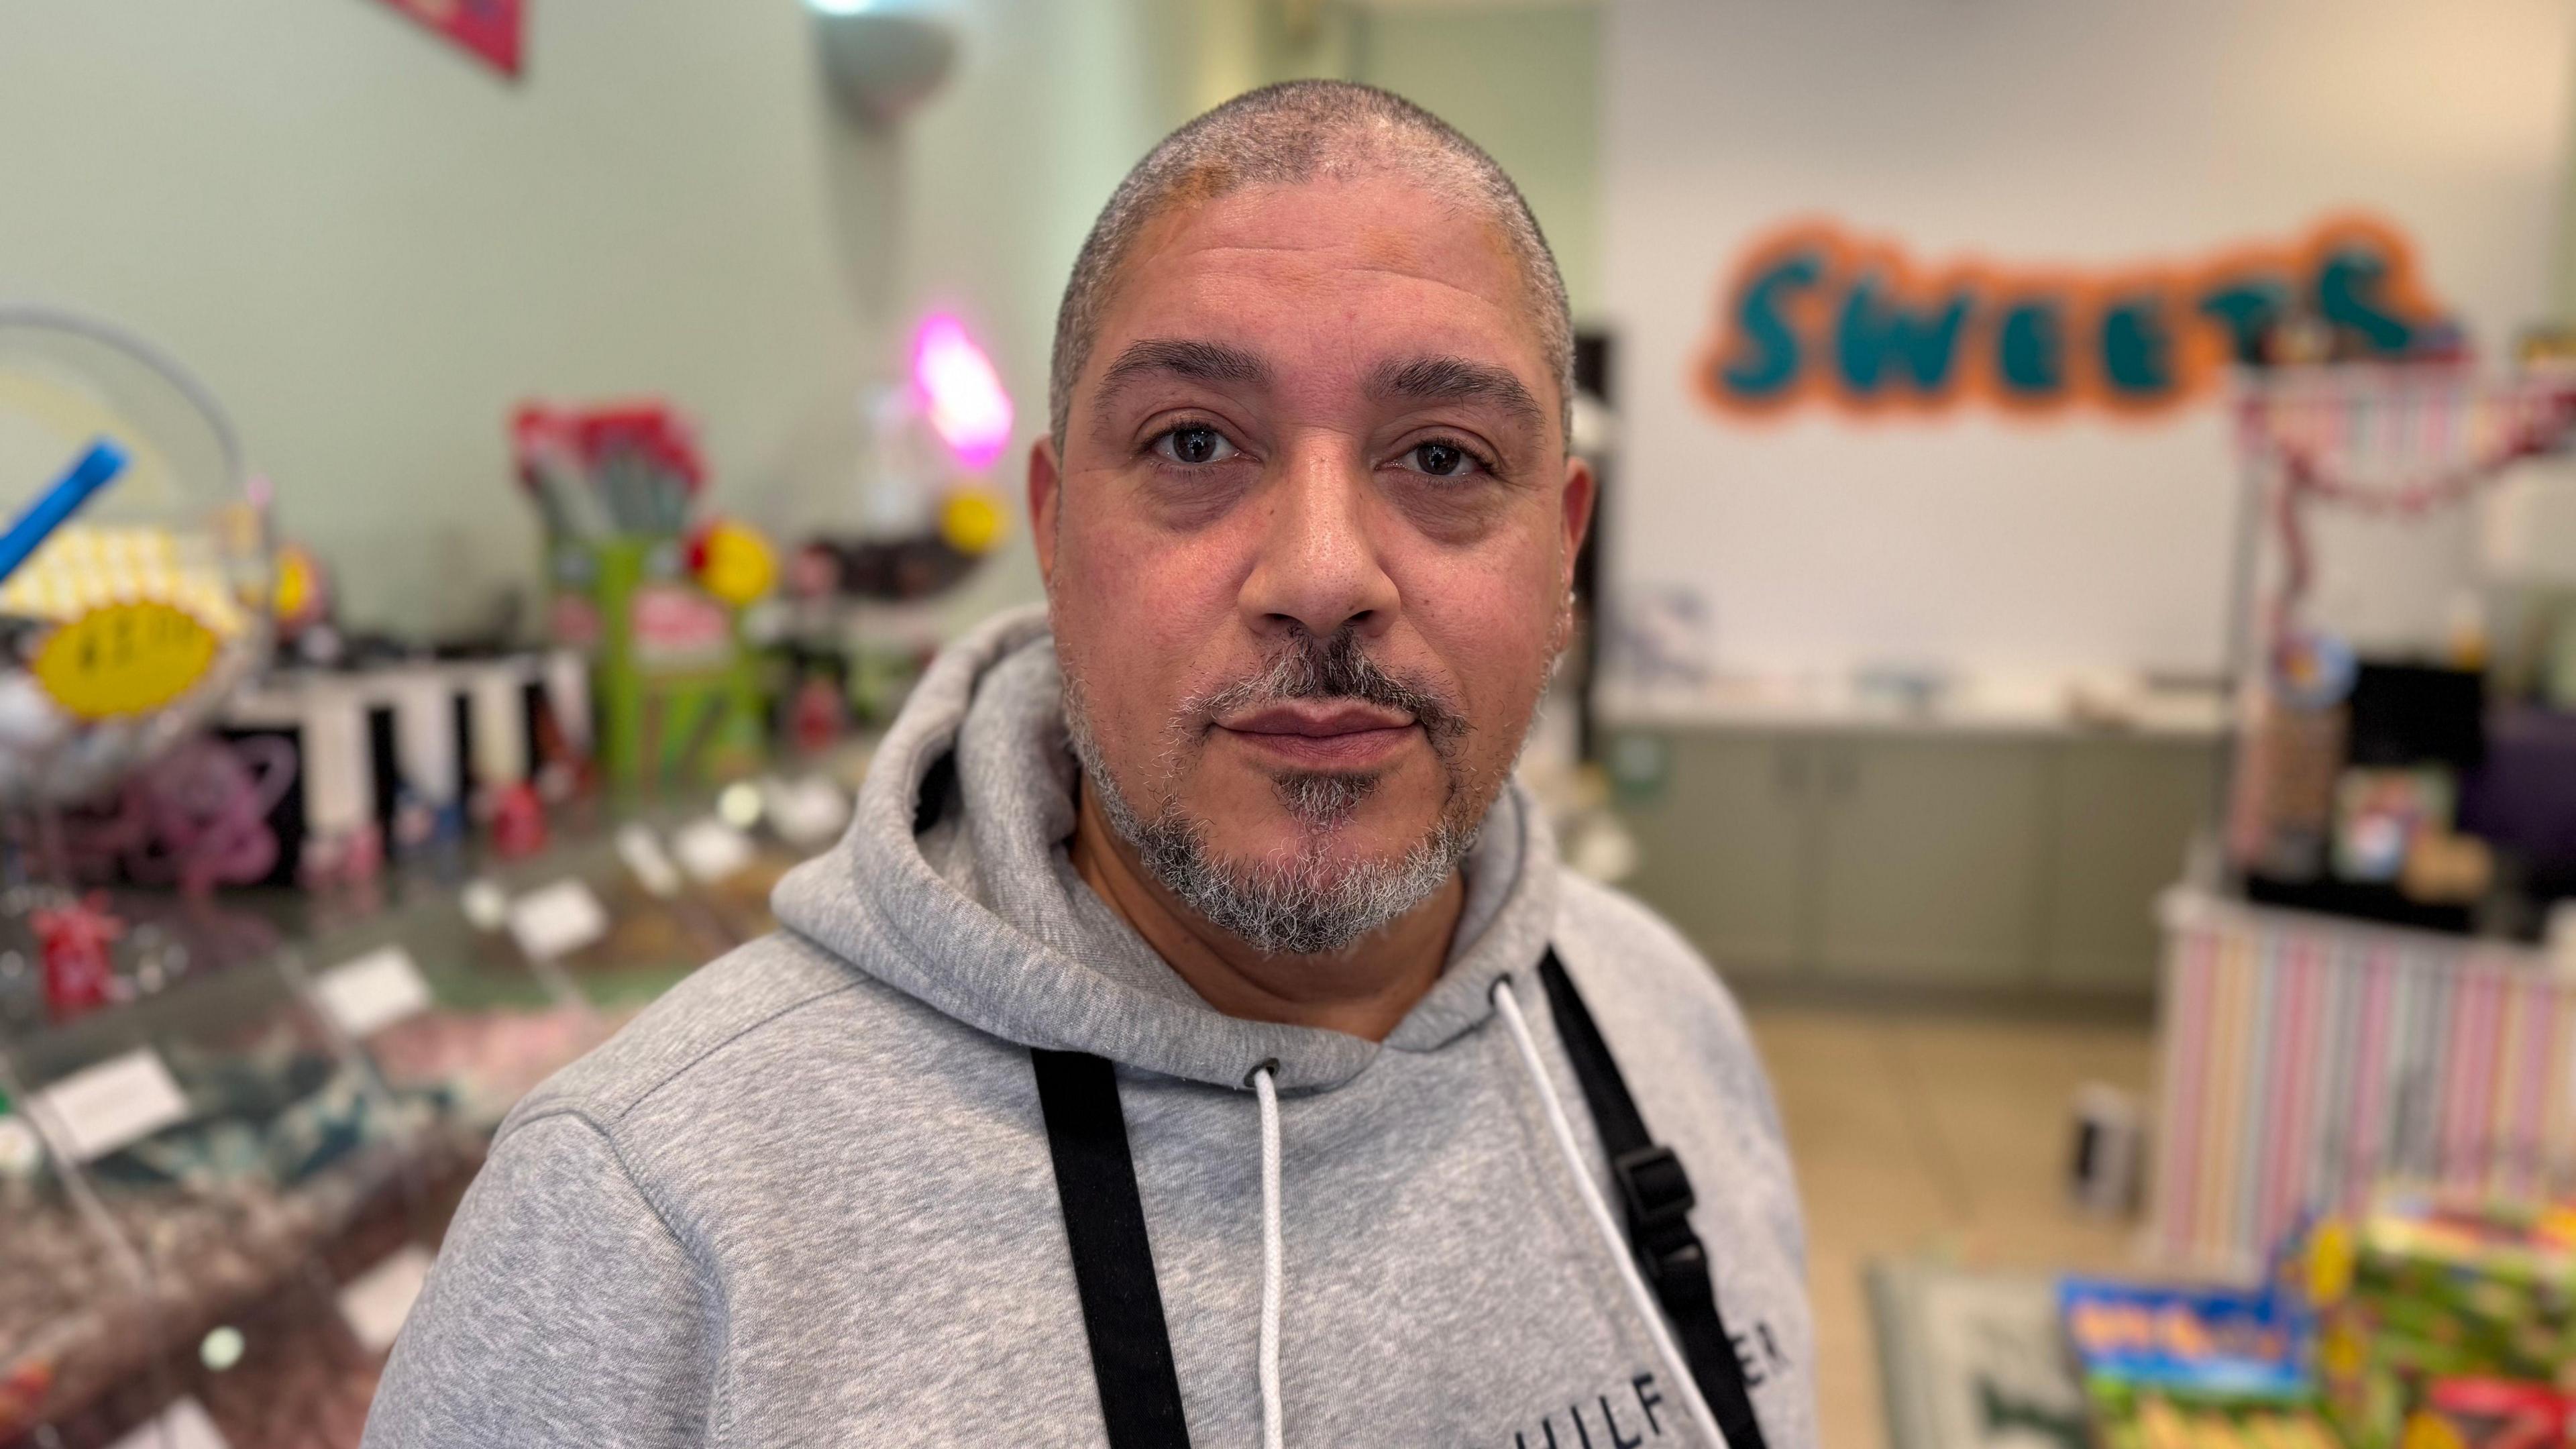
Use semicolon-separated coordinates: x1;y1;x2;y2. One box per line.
1067;783;1463;1042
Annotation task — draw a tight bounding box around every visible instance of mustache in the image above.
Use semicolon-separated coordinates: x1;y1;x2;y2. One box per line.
1189;629;1468;753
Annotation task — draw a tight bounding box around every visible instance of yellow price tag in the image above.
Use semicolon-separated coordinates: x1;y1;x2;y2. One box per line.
32;600;220;720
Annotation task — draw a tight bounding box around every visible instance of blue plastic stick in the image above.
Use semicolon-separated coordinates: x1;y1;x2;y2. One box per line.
0;439;128;585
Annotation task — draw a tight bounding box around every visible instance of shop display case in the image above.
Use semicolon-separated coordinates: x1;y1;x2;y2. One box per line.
2216;364;2576;938
0;1065;154;1438
0;755;857;1446
0;296;877;1447
2148;889;2567;1279
0;924;415;1436
28;1265;388;1449
292;906;592;1143
2147;361;2576;1283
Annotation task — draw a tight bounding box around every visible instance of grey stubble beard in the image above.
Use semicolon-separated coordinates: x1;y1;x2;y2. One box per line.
1062;629;1513;957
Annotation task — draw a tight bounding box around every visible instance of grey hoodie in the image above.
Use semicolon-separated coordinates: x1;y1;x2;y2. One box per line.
361;607;1817;1448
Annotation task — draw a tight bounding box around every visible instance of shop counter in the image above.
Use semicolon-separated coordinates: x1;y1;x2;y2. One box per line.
1603;696;2220;998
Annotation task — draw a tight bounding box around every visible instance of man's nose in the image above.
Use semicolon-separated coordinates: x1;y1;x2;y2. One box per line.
1237;441;1399;641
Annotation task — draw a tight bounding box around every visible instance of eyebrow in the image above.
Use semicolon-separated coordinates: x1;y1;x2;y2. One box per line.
1368;356;1547;431
1092;338;1270;413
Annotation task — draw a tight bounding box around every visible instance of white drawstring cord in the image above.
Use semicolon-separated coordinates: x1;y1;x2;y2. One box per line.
1250;1060;1285;1449
1491;979;1732;1449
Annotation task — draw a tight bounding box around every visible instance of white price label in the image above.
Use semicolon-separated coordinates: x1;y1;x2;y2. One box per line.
313;945;434;1038
41;1047;189;1163
107;1397;229;1449
0;1114;45;1176
672;816;755;883
763;775;851;849
338;1242;437;1353
507;879;609;962
459;877;511;932
616;823;683;899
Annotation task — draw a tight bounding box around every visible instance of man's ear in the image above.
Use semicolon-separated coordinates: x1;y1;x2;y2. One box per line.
1559;451;1597;592
1028;435;1062;586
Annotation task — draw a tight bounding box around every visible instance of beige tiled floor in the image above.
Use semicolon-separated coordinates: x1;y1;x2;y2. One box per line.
1741;1002;2157;1449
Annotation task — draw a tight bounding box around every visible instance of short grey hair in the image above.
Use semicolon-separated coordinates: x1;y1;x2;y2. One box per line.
1048;79;1574;451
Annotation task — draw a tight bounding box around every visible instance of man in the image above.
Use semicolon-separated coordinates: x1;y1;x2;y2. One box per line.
365;81;1813;1448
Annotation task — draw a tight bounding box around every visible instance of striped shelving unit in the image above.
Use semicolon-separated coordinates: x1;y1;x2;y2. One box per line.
2150;890;2569;1279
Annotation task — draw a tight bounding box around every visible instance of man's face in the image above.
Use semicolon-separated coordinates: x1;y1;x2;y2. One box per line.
1033;172;1592;947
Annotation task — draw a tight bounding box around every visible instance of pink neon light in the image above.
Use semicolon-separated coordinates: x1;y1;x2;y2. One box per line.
910;314;1014;470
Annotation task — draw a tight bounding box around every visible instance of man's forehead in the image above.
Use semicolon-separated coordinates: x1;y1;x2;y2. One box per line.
1088;177;1553;402
1128;174;1525;296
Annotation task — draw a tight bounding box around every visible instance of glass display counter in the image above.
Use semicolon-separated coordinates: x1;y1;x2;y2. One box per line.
0;932;407;1438
0;759;857;1446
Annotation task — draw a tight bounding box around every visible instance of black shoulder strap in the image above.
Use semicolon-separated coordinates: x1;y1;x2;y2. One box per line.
1032;1049;1193;1449
1540;950;1772;1449
1032;957;1768;1449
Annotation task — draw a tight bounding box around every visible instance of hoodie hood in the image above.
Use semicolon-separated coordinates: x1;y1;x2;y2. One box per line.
768;604;1559;1093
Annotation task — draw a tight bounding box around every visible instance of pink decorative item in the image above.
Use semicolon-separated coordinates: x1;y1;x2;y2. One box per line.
58;735;296;898
369;0;525;77
910;314;1014;470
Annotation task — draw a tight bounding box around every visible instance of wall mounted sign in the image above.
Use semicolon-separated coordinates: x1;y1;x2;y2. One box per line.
1699;214;2451;421
370;0;524;78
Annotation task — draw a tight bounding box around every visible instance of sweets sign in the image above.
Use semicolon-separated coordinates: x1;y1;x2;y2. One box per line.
1698;214;2451;421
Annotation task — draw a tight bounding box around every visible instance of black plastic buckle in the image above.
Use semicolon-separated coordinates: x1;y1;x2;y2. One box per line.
1612;1144;1697;1230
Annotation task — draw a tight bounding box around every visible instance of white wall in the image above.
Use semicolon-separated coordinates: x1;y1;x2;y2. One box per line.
0;0;1197;635
1603;0;2574;682
1356;3;1603;320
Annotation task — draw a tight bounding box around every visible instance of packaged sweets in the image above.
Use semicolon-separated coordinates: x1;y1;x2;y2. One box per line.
2061;1274;2328;1449
2396;1377;2570;1449
2309;1190;2576;1449
2061;1275;2310;1399
2086;1391;2342;1449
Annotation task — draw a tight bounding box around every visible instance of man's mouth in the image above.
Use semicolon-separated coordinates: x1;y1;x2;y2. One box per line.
1212;701;1420;769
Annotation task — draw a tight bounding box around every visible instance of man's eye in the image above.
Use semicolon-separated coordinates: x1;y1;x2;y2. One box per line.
1152;425;1238;466
1401;440;1484;478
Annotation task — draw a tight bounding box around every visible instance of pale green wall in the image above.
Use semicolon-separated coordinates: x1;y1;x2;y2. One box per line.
0;1;1602;635
0;0;1201;634
1354;4;1604;321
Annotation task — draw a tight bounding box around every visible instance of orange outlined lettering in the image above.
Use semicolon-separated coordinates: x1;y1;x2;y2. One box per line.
1695;213;2449;421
